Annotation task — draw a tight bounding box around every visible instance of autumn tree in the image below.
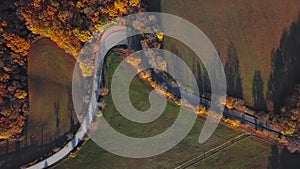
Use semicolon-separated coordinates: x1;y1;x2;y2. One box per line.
20;0;142;57
3;33;31;57
0;0;32;140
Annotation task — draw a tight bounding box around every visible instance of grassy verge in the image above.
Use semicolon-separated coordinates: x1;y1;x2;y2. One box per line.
188;136;272;169
52;51;240;169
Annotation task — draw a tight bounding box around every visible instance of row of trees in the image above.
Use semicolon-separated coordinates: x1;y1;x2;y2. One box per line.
265;19;300;140
191;40;299;139
0;3;32;139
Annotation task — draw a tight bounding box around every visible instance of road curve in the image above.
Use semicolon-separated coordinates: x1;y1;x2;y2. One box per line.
24;26;128;169
25;24;294;169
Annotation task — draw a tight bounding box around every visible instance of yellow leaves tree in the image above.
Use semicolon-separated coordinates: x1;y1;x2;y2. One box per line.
114;0;128;15
32;0;42;10
129;0;141;7
102;0;141;17
156;33;164;41
103;1;128;18
14;89;28;100
3;33;31;57
73;28;92;42
20;0;143;78
126;55;141;68
0;115;25;139
21;0;143;57
79;61;95;78
76;1;84;9
47;5;57;16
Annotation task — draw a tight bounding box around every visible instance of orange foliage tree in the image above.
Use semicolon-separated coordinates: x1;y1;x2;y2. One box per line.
3;33;31;57
20;0;142;57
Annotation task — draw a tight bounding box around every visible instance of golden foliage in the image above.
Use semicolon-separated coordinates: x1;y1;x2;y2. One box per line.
156;33;164;41
2;66;12;73
196;105;207;115
140;70;152;81
0;73;10;83
14;89;28;99
3;33;31;57
114;0;128;15
101;0;141;17
79;61;95;78
0;109;26;140
70;152;77;158
47;5;57;16
0;123;23;140
126;55;141;68
58;11;69;22
220;96;235;109
32;0;42;10
129;0;141;7
76;1;84;9
20;0;142;58
73;28;92;42
223;118;240;127
280;121;297;136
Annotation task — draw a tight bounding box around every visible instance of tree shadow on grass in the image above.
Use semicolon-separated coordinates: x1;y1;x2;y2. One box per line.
267;145;300;169
142;0;161;12
253;70;267;112
268;17;300;114
225;42;243;99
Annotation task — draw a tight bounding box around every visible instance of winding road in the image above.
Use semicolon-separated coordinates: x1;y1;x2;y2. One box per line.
25;24;294;169
25;26;128;169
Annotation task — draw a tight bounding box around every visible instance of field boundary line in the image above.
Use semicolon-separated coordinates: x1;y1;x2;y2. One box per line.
174;133;251;169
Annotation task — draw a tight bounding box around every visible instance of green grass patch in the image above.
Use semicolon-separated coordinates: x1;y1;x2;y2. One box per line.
188;137;272;169
52;50;240;169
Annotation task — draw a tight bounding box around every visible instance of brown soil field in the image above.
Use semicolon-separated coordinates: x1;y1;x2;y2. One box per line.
28;38;76;85
161;0;300;105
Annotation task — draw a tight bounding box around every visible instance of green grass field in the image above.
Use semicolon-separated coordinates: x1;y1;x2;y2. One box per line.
188;137;272;169
161;0;300;105
52;50;241;169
